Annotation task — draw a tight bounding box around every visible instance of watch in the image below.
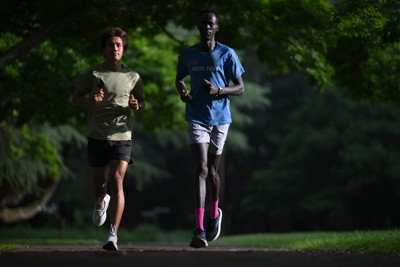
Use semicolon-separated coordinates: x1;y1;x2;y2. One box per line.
138;101;144;110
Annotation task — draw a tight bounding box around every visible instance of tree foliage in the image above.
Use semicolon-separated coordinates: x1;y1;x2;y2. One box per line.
328;0;400;102
1;0;400;123
0;122;85;223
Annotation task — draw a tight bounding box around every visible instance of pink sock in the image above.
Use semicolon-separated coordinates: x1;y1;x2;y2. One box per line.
210;199;219;219
195;208;205;230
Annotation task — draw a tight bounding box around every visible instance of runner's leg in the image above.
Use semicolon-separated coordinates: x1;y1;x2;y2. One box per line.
108;160;128;231
207;152;221;218
91;166;107;207
191;143;209;229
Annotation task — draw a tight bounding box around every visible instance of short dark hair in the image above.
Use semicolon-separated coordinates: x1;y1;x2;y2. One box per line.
99;27;128;52
198;8;219;24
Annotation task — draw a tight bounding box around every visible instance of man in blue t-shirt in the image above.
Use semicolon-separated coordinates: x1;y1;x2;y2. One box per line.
175;8;245;249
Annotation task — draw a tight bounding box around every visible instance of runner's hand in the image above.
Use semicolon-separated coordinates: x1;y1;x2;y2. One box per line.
90;89;104;105
203;79;218;95
180;90;192;102
129;94;140;111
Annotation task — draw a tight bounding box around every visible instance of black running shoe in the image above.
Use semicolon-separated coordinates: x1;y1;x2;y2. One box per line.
189;228;208;248
206;208;222;241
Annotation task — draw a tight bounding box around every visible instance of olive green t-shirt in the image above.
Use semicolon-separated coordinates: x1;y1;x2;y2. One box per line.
75;64;143;141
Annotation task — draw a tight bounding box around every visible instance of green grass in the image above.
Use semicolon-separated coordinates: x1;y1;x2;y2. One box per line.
215;229;400;255
0;224;188;251
1;225;399;255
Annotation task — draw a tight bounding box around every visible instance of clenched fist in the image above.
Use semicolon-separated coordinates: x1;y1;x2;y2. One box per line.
129;94;140;111
90;89;104;105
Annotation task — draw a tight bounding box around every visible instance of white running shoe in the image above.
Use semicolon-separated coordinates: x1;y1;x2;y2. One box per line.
92;194;110;227
103;224;118;251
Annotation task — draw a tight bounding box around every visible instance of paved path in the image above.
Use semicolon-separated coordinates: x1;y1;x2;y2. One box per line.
2;244;400;267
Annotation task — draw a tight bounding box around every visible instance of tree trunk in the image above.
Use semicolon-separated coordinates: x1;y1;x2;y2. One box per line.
0;178;60;223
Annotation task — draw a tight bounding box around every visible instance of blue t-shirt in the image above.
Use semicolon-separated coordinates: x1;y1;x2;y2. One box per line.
176;42;245;126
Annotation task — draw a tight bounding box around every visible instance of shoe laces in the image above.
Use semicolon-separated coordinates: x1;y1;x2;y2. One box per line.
109;225;117;236
208;216;219;228
193;228;206;238
107;225;118;243
96;199;107;213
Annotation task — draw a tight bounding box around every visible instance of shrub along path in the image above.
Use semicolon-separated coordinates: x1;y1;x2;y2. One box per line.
2;243;400;267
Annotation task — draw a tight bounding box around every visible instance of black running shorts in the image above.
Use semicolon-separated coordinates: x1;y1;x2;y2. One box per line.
87;137;133;167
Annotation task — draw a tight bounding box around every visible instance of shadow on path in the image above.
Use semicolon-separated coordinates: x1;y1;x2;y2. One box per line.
2;244;400;267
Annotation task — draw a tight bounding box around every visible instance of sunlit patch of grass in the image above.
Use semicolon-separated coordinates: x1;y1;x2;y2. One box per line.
215;229;400;254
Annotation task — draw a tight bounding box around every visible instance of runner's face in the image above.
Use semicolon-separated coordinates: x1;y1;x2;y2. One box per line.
198;13;219;40
104;36;124;62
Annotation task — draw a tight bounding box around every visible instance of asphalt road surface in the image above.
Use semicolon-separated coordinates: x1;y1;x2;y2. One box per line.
2;243;400;267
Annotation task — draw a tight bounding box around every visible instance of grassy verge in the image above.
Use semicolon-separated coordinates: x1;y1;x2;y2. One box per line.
1;225;399;255
215;229;400;255
0;224;188;251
